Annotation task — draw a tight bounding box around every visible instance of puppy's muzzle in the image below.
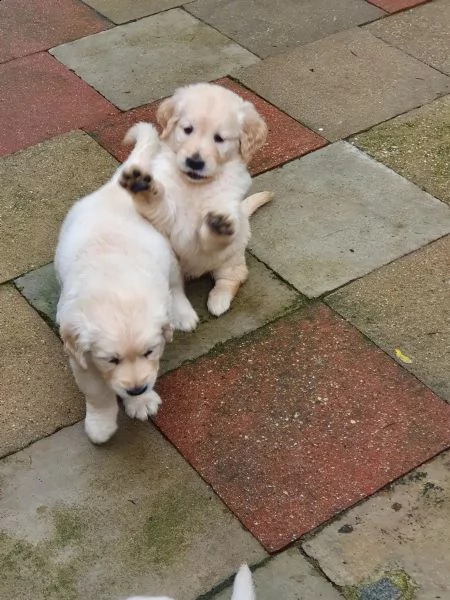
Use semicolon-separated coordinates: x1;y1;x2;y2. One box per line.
185;153;205;172
126;384;148;396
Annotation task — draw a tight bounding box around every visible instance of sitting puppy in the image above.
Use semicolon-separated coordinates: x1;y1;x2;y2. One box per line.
120;83;273;317
55;124;198;445
126;563;254;600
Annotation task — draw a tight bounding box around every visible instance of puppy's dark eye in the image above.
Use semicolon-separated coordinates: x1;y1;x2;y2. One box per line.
144;349;153;358
184;126;193;135
109;357;120;365
214;133;224;143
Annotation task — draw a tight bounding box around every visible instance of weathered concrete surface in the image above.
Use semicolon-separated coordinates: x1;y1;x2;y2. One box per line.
82;0;184;24
15;256;303;372
15;263;60;327
0;419;266;600
236;28;450;141
367;0;450;75
0;284;83;458
51;9;259;110
212;548;342;600
303;451;450;600
186;0;384;58
353;96;450;205
326;235;450;402
0;131;117;282
249;142;450;297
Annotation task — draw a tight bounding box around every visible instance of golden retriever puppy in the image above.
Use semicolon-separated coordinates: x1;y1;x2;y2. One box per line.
125;563;254;600
120;83;273;317
55;124;198;444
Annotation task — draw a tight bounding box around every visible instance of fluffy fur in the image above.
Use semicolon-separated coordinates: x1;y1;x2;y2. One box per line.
120;83;273;317
125;563;254;600
55;125;198;445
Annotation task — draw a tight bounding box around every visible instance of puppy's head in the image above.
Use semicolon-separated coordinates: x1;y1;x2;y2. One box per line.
157;83;267;183
60;292;172;401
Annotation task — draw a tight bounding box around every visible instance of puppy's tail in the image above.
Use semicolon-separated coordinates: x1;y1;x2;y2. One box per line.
231;564;255;600
114;122;160;184
242;191;273;218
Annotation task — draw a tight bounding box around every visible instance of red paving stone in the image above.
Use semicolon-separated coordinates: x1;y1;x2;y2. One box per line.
155;304;450;552
366;0;429;12
0;53;118;158
0;0;110;64
88;78;326;174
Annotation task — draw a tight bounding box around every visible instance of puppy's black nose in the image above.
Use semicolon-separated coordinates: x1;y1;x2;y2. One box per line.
185;153;205;171
126;384;148;396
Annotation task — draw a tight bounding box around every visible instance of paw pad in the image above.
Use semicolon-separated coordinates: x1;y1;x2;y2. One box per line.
120;167;152;193
206;212;235;236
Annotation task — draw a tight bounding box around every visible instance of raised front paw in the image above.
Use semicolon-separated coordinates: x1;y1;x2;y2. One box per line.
206;212;235;236
119;167;155;194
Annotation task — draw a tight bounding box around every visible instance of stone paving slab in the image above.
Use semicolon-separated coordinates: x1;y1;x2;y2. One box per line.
0;419;266;600
0;284;83;459
367;0;429;12
235;28;450;141
303;450;450;599
212;549;342;600
88;77;326;175
0;131;118;282
82;0;185;24
326;235;450;402
155;303;450;552
0;0;110;63
248;141;450;298
352;95;450;205
0;52;118;158
367;0;450;75
186;0;384;59
14;256;303;373
50;9;259;110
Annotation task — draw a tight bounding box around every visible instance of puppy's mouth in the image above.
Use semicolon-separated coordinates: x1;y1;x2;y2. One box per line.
181;169;211;181
182;170;210;182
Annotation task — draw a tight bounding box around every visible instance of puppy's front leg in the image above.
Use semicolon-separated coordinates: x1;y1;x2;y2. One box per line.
70;358;119;444
119;166;172;237
199;210;238;252
208;261;249;316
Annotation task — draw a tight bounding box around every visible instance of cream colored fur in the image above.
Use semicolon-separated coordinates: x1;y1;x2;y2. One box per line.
121;83;273;317
125;563;254;600
55;125;198;445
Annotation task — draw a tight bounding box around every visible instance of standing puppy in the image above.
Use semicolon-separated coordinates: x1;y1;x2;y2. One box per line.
55;124;198;445
120;83;272;316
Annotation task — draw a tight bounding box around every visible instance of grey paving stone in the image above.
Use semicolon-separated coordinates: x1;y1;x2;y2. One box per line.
15;255;302;372
0;419;266;600
83;0;185;24
212;548;342;600
249;142;450;297
303;450;450;600
0;284;83;459
366;0;450;75
352;95;450;205
235;28;450;141
186;0;384;59
0;131;117;283
50;9;259;110
326;235;450;402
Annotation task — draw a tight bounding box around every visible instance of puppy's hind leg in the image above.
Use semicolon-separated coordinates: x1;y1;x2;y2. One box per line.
208;260;248;317
169;258;199;332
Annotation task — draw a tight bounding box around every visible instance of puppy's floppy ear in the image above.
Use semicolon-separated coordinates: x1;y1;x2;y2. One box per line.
60;322;89;369
162;323;174;343
157;97;179;140
239;102;268;164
